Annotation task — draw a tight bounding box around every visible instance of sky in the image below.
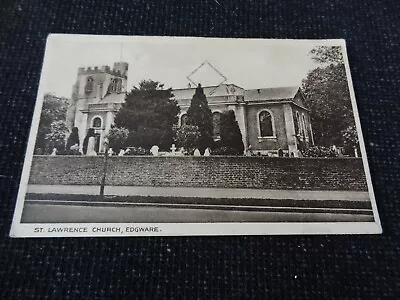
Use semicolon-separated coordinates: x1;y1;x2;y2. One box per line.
41;35;336;98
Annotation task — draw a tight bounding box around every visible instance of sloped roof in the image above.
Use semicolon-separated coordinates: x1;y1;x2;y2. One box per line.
244;86;300;102
172;84;244;100
100;92;126;104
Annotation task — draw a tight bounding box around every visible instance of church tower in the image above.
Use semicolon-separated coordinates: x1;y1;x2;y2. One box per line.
75;61;128;101
70;62;129;152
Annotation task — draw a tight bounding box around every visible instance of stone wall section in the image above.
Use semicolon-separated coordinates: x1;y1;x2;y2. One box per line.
29;156;368;191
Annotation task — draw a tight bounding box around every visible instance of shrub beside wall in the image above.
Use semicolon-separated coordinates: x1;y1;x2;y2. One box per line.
29;156;368;191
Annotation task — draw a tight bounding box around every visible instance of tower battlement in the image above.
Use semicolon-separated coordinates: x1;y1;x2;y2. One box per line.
77;62;128;78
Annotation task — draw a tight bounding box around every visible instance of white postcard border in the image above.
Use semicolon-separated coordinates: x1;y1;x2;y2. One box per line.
10;35;382;237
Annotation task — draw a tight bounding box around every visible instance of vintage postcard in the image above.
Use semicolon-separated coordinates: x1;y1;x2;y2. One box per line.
10;34;381;237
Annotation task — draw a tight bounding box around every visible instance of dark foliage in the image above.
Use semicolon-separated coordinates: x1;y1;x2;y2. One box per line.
114;80;180;151
214;110;244;155
302;46;357;147
186;84;214;152
302;145;338;158
35;94;69;153
65;127;80;151
107;126;129;153
82;128;95;155
176;124;202;153
126;146;149;155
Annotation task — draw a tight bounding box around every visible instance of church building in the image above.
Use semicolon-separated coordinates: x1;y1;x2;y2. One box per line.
68;61;314;155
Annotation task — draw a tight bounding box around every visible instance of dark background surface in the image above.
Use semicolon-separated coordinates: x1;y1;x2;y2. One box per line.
0;0;399;298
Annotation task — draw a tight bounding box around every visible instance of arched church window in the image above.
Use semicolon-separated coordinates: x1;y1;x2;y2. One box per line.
212;112;221;138
302;114;308;138
180;114;189;127
92;117;102;128
259;110;274;137
85;77;94;95
115;78;122;93
296;111;303;136
294;111;300;135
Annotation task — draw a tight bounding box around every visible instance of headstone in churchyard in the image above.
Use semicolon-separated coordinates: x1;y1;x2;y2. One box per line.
170;144;176;155
86;136;97;156
150;145;159;156
354;146;359;158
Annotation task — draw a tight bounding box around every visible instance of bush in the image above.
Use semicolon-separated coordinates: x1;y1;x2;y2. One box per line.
219;110;244;154
126;127;170;150
302;146;338;158
126;146;149;155
176;124;202;153
212;146;243;155
107;126;129;152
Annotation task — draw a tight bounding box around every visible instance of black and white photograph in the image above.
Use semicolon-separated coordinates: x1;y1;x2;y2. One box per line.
10;35;381;237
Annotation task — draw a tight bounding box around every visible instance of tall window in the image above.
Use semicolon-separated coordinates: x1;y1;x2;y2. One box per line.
212;112;221;138
92;117;102;128
294;111;300;135
259;110;274;137
302;114;308;139
84;77;94;95
115;78;122;93
107;78;122;93
180;114;189;126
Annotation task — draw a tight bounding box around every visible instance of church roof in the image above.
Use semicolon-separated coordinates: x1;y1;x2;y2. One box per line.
244;86;300;102
172;84;244;100
100;92;126;103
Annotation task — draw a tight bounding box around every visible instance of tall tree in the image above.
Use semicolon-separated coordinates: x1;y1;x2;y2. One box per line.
186;84;214;152
35;94;69;153
44;120;69;153
107;126;129;153
114;79;180;150
218;110;244;155
302;46;357;147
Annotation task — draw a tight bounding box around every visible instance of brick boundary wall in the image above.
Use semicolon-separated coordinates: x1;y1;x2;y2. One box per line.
28;156;368;191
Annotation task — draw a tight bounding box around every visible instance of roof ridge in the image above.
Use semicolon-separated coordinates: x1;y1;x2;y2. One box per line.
246;85;299;90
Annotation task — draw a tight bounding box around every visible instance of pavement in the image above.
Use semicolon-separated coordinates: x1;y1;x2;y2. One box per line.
27;184;371;201
21;203;374;223
20;184;374;223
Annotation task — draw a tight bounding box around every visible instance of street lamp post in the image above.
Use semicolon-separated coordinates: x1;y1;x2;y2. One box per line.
100;138;109;197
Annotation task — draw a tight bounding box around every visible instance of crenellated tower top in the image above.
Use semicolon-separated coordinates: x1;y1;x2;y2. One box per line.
77;62;128;78
75;62;129;100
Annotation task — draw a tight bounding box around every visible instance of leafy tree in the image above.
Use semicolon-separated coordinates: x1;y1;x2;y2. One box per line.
35;94;69;153
107;126;129;152
342;124;359;155
114;80;180;150
302;46;357;146
44;120;68;153
216;110;244;155
176;125;202;153
310;46;343;64
186;84;214;152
